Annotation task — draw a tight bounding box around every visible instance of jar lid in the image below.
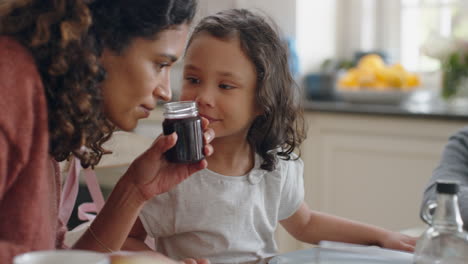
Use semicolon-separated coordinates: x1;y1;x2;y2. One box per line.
436;181;459;194
163;101;198;119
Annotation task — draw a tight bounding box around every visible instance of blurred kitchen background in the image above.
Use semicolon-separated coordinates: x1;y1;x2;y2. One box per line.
72;0;468;253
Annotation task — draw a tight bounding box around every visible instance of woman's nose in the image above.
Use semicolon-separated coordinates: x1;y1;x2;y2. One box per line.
154;71;172;101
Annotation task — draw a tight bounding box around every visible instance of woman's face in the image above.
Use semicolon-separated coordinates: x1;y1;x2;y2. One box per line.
100;24;189;131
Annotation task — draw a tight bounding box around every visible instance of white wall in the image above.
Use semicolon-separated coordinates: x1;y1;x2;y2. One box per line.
296;0;337;73
198;0;296;37
296;0;405;75
195;0;405;76
235;0;296;37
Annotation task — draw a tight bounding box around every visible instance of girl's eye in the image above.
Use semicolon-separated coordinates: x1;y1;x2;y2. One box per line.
219;83;235;90
185;77;200;84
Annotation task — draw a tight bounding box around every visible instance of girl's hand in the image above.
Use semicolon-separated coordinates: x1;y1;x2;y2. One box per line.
122;117;214;202
379;231;417;252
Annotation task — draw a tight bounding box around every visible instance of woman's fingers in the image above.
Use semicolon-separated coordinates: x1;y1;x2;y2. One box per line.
203;128;214;144
186;159;208;175
146;132;178;157
200;116;210;129
204;144;214;157
200;117;214;144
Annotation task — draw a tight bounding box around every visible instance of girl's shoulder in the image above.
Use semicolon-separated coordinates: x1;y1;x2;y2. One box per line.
256;152;303;181
276;155;303;175
270;150;302;167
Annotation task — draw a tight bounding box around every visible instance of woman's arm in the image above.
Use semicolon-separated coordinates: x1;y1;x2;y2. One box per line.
73;120;214;252
72;175;146;252
280;202;416;252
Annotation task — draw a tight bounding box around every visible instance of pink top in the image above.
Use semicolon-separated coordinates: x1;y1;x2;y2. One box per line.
0;36;67;263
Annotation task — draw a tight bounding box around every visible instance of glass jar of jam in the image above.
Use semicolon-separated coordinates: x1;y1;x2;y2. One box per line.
162;101;204;163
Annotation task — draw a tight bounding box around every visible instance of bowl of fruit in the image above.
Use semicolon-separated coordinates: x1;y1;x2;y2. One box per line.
336;54;420;104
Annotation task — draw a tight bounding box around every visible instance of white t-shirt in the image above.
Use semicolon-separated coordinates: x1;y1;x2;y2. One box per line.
140;154;304;264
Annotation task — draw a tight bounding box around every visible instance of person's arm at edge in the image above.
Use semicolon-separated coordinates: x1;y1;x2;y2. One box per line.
420;128;468;227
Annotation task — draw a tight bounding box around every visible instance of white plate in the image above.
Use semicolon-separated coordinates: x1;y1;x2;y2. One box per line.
14;250;109;264
270;246;413;264
335;88;413;105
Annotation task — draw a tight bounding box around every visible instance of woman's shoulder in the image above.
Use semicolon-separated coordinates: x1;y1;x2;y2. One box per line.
0;35;42;86
0;36;34;63
0;35;47;157
0;36;41;92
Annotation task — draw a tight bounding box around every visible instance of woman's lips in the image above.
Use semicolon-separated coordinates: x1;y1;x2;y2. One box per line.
140;105;153;118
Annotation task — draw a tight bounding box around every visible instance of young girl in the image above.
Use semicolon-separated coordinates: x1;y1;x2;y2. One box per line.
125;9;416;263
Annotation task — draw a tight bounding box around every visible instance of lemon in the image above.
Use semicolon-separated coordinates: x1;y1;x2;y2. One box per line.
357;54;385;70
405;74;420;87
338;69;359;88
337;54;419;91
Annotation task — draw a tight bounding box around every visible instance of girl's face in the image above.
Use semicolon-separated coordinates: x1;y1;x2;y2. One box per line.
100;24;189;131
180;33;261;140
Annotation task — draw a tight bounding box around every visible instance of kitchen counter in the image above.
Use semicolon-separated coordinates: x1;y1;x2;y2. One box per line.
303;98;468;121
302;87;468;121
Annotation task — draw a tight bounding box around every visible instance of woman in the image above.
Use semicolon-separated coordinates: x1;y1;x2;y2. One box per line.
0;0;213;262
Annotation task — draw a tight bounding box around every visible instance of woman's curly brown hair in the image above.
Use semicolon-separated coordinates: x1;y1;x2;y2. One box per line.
0;0;197;168
187;9;307;171
0;0;112;168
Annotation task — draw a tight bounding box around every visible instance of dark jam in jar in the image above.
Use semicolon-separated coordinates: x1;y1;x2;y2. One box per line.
162;101;204;163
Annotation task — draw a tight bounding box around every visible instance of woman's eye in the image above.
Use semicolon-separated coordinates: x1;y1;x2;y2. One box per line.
155;62;170;72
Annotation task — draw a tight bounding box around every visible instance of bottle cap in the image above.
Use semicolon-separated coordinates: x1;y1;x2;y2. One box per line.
163;101;198;119
436;181;459;194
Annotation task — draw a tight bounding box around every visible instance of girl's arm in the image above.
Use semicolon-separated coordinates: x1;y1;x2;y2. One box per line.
280;202;416;252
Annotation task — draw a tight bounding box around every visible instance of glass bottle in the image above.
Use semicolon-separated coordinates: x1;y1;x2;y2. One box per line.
162;101;204;163
414;181;468;264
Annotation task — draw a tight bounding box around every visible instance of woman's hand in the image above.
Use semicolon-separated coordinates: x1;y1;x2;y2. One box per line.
122;117;214;202
379;231;417;252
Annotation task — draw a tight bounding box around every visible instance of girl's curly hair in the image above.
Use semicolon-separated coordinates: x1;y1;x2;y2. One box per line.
187;9;307;171
0;0;197;168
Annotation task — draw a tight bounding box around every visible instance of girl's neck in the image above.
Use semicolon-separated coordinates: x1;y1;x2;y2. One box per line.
207;137;255;176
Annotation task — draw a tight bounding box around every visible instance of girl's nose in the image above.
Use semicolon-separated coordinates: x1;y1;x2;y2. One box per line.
195;85;215;108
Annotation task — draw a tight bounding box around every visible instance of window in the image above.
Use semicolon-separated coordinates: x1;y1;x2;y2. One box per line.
296;0;468;75
400;0;467;71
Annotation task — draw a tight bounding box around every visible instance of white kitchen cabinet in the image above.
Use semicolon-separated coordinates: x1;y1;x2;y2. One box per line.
275;111;467;252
